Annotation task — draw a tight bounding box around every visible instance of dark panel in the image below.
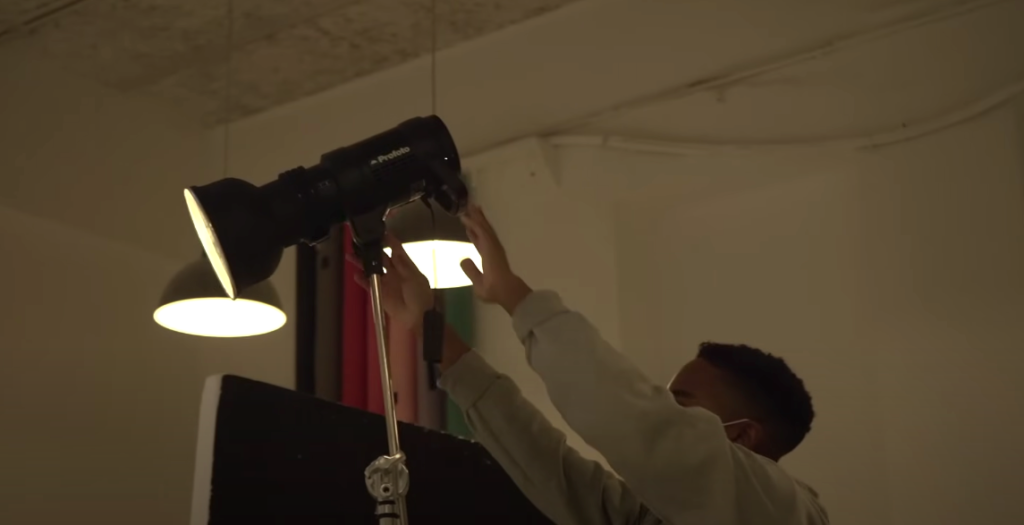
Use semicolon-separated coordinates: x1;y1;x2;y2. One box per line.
295;243;316;395
313;225;342;401
203;375;553;525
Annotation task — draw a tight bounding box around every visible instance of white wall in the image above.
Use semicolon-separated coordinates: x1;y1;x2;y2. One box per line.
0;206;192;524
0;41;212;263
4;1;1019;522
218;3;1024;507
0;44;295;525
612;107;1024;525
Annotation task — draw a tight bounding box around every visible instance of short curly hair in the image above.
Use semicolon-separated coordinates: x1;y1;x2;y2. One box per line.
697;342;815;458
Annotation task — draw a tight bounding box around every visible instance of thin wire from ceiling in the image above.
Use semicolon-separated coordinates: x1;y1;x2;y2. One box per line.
431;0;438;117
222;0;234;180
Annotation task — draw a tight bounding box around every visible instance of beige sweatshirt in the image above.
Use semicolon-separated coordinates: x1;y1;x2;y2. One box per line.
439;290;829;525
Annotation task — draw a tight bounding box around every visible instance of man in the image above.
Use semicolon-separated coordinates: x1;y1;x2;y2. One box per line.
355;204;828;525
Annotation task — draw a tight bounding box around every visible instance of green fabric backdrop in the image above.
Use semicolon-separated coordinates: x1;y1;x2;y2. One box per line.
443;286;474;438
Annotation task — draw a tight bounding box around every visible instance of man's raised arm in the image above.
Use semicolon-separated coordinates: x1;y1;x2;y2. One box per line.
436;323;651;525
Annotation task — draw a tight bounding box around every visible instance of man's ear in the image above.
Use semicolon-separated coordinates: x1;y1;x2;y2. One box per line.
731;420;765;451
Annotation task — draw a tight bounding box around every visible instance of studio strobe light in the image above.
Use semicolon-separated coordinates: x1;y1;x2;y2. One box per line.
185;115;466;298
184;115;469;525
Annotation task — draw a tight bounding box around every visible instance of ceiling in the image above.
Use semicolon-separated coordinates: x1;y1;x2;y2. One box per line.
569;0;1024;144
0;0;582;124
3;0;1022;265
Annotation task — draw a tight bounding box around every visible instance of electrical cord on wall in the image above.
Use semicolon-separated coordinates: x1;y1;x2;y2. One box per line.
546;77;1024;156
545;0;1014;135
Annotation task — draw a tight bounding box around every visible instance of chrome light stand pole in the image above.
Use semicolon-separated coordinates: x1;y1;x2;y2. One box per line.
353;220;409;525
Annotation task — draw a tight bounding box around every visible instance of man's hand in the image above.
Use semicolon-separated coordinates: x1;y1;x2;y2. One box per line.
348;232;473;371
459;204;532;316
348;233;433;331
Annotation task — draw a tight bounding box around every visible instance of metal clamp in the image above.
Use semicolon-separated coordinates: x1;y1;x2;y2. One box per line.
365;453;410;525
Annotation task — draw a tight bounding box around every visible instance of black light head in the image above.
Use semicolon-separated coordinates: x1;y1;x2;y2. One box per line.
185;115;467;299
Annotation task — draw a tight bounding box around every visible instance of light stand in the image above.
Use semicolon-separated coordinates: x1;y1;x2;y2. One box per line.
182;115;469;525
364;272;410;525
350;215;410;525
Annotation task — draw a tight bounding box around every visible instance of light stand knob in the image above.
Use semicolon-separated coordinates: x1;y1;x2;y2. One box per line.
365;453;410;525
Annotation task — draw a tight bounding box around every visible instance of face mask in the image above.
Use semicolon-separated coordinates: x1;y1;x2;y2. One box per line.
722;419;749;444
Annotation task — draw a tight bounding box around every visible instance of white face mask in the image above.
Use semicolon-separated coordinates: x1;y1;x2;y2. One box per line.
722;419;750;444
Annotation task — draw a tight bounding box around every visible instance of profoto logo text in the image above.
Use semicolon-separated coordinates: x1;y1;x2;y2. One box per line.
369;147;411;166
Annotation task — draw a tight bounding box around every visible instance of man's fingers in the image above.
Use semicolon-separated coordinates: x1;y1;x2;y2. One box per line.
469;203;488;227
462;204;498;240
471;203;487;224
346;249;397;277
460;203;482;226
474;205;500;239
462;219;481;242
392;248;415;275
384;232;404;253
461;210;487;241
462;205;504;261
460;258;483;285
385;234;417;274
464;225;478;244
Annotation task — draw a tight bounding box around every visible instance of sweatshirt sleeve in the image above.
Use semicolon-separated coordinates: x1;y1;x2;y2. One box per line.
439;350;651;525
512;290;783;524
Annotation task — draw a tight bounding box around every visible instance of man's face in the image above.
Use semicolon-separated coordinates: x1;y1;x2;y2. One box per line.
668;358;739;422
670;358;766;452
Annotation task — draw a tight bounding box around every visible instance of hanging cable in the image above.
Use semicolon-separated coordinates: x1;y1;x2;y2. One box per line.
546;76;1024;156
543;0;1013;135
222;0;234;178
421;0;446;390
456;0;1013;158
431;0;438;117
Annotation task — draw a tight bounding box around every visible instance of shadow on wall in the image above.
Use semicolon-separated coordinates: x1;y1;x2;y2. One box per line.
0;41;221;264
0;204;293;525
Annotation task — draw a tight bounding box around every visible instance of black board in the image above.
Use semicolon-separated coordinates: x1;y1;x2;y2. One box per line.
191;375;555;524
